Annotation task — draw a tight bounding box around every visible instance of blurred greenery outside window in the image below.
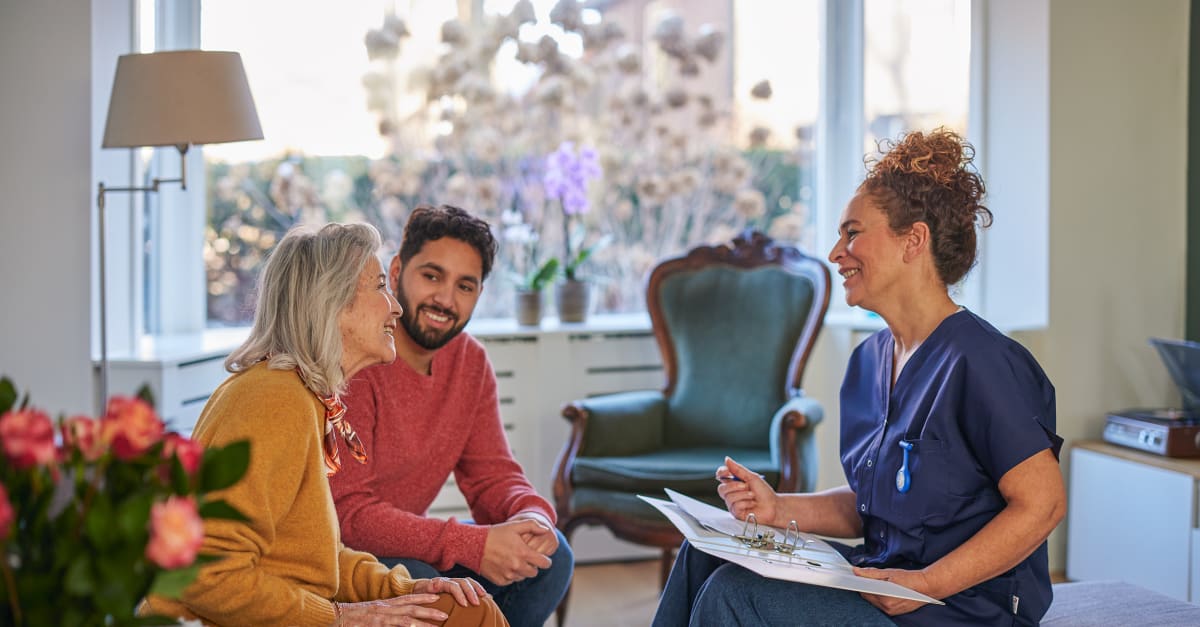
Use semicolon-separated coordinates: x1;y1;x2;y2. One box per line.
199;0;968;326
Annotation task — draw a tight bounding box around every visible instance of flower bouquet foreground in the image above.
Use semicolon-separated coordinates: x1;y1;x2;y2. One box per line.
0;377;249;626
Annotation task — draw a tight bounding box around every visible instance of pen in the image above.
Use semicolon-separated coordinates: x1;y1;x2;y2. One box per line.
717;473;765;483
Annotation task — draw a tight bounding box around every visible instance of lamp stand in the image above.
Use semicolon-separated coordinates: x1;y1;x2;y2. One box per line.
95;143;190;411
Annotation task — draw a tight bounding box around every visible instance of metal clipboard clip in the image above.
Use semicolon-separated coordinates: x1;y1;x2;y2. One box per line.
733;514;808;555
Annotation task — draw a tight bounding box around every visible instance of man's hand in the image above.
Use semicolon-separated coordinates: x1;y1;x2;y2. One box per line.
479;519;553;586
853;566;939;617
509;512;559;556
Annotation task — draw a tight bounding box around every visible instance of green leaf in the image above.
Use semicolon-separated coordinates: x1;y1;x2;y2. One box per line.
85;496;118;550
199;439;251;492
135;383;157;409
94;552;142;619
117;492;155;540
198;499;249;522
148;563;202;599
169;456;191;495
63;552;94;596
527;257;560;291
0;377;15;414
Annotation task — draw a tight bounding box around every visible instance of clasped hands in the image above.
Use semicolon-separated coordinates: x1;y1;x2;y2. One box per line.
479;513;558;586
716;456;938;617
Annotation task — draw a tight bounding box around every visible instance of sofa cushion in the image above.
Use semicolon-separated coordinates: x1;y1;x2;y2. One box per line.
1044;581;1200;626
571;447;779;494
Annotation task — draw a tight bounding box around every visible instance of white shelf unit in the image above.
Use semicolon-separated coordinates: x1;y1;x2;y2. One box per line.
1066;441;1200;603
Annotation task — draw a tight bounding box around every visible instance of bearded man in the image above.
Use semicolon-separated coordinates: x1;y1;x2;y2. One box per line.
330;204;573;627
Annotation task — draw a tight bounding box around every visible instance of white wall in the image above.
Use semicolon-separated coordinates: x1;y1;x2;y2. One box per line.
0;1;96;414
0;0;135;415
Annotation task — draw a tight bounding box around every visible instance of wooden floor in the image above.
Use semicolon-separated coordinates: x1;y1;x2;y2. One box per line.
550;559;661;627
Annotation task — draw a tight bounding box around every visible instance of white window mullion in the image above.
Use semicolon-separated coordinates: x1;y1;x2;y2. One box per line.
956;0;989;313
148;0;207;335
816;0;864;314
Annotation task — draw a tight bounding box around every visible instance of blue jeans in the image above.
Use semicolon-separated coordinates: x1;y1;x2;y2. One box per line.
380;528;573;627
652;540;895;627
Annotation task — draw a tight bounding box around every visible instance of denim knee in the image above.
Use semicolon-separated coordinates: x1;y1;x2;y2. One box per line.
539;528;574;593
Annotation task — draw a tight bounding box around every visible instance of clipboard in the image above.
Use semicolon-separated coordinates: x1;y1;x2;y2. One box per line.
639;489;943;605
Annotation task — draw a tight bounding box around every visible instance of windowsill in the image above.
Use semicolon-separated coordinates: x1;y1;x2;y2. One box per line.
102;309;886;366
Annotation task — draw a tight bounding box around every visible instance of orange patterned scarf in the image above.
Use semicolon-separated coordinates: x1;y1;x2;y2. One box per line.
296;370;367;476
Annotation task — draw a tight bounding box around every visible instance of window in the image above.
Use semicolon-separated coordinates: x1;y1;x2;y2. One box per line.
863;0;970;150
150;0;973;328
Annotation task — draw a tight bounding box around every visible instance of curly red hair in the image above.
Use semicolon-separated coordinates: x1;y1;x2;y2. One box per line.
860;127;992;285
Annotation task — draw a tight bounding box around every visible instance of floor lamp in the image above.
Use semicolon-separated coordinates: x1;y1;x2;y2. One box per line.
97;50;262;409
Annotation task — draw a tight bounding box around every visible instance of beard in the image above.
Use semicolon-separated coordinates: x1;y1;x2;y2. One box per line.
395;284;468;351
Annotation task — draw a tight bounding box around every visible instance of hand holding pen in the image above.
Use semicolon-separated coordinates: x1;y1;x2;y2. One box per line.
715;455;780;526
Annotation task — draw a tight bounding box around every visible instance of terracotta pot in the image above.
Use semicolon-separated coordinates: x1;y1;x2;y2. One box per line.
515;289;543;326
555;280;591;323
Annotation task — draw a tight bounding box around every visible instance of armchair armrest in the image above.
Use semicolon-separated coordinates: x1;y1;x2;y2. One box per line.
552;390;667;521
573;390;668;457
769;395;824;493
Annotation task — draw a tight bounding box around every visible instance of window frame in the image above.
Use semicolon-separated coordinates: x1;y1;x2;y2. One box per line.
114;0;1045;348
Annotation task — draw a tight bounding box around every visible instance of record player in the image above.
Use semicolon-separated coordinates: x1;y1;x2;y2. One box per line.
1103;338;1200;458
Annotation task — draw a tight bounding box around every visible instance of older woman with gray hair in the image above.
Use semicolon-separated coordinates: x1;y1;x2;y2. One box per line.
143;223;507;626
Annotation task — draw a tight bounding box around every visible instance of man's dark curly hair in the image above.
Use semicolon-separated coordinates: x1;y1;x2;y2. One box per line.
860;127;992;286
398;204;498;280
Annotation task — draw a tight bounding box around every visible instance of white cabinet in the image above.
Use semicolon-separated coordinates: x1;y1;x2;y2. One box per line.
468;315;667;562
1066;441;1200;603
106;328;250;435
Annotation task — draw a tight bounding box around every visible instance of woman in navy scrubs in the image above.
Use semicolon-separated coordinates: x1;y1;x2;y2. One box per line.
652;128;1065;626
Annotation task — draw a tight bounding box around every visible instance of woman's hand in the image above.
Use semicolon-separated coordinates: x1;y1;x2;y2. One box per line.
853;566;939;617
332;594;443;626
412;576;489;606
716;456;780;526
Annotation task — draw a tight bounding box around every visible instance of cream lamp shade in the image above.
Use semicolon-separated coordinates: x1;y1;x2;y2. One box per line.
95;49;262;411
102;50;262;148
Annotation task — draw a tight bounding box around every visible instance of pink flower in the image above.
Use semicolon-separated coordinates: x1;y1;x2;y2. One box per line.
161;432;203;478
0;484;12;541
101;397;164;461
145;496;204;569
0;408;57;469
61;415;106;461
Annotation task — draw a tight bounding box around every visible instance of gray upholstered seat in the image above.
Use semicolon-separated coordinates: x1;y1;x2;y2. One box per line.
1044;581;1200;626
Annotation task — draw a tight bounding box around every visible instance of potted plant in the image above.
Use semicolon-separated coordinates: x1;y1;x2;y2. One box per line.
0;377;249;626
515;257;559;326
543;141;603;323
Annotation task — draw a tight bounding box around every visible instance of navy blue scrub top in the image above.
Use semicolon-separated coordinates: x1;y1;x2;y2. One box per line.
840;310;1063;626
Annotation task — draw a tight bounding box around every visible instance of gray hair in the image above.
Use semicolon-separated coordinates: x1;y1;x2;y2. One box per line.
226;222;382;396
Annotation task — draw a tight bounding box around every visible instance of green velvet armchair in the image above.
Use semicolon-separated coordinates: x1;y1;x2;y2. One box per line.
551;231;831;619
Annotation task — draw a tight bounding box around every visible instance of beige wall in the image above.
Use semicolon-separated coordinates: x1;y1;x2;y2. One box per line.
1033;0;1189;569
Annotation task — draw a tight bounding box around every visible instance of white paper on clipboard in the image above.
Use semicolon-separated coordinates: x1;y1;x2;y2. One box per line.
639;492;943;605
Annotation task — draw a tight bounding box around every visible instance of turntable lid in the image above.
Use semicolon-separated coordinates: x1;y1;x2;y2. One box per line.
1150;337;1200;410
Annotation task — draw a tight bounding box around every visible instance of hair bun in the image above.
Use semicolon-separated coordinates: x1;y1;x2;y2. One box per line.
869;128;971;187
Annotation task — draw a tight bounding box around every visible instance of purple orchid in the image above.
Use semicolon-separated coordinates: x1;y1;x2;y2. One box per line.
543;142;601;215
542;142;603;280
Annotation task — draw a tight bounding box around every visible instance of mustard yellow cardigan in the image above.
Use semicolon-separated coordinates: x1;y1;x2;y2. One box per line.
144;363;414;625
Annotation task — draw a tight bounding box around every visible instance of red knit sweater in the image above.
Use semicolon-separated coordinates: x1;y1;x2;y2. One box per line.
330;333;555;572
